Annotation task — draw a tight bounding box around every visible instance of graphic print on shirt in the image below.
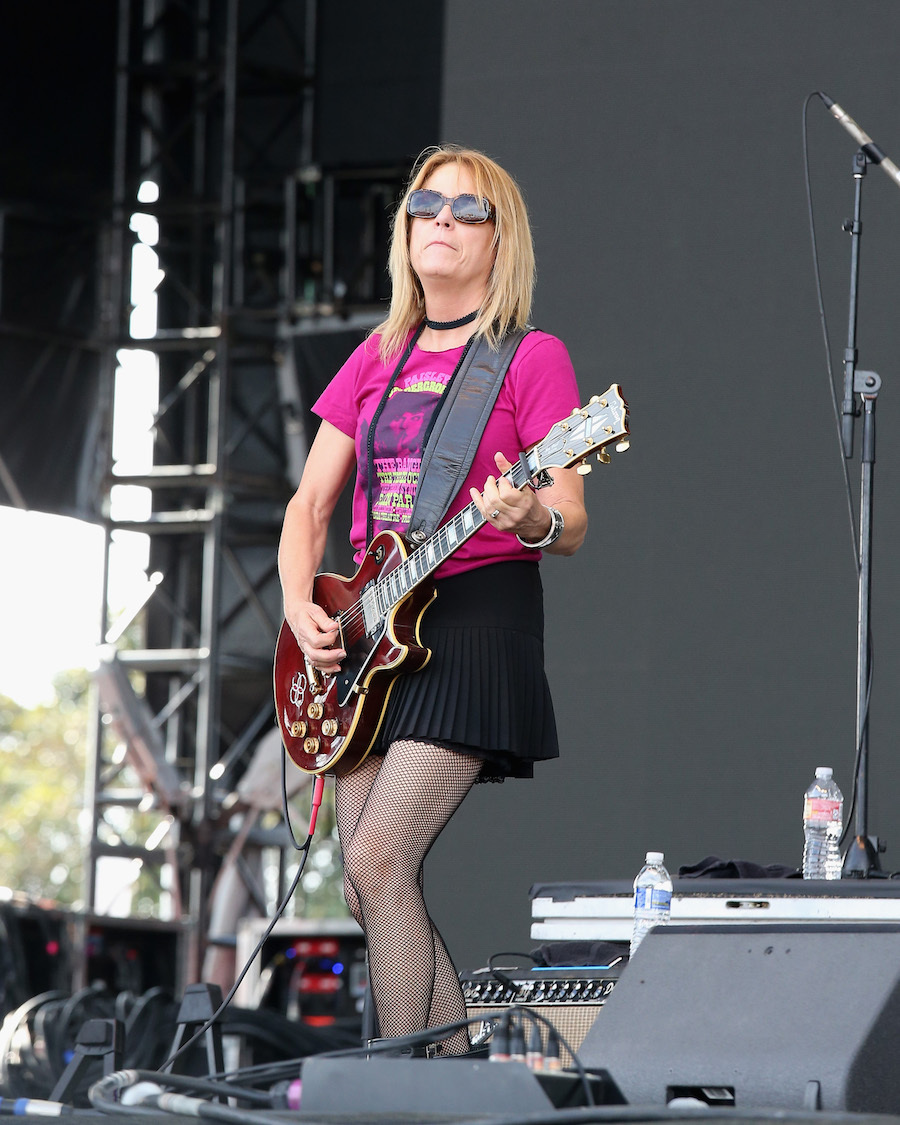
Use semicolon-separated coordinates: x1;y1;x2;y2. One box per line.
364;366;451;536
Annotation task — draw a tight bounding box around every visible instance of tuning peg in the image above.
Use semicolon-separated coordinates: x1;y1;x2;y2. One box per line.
616;438;630;452
597;450;611;464
577;462;592;475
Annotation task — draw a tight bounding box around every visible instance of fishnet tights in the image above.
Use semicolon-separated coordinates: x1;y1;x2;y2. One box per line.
334;739;483;1055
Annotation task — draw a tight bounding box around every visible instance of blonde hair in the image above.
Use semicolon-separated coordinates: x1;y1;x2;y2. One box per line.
374;145;535;361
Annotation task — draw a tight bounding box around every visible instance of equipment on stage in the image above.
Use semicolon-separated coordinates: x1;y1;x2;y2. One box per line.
579;922;900;1113
818;92;900;192
298;1054;611;1115
531;877;900;942
234;916;366;1031
461;962;624;1068
811;91;899;876
0;899;186;1024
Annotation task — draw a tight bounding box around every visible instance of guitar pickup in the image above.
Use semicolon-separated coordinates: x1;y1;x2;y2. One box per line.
360;584;382;634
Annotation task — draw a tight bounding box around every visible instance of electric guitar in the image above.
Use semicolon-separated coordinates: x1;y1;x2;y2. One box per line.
273;386;629;775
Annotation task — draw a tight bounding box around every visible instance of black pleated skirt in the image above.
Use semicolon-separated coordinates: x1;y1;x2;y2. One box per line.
375;561;559;780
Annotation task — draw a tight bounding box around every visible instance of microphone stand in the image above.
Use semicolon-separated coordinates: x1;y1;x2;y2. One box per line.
840;149;883;877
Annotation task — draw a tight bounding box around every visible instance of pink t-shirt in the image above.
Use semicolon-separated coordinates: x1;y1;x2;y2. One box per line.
313;329;580;579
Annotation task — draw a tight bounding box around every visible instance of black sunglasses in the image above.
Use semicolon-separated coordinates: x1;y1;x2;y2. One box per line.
406;188;493;224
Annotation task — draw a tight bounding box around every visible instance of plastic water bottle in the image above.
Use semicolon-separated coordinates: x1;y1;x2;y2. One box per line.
630;851;672;958
802;767;843;880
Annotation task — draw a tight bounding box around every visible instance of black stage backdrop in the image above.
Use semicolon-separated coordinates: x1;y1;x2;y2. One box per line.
426;0;900;971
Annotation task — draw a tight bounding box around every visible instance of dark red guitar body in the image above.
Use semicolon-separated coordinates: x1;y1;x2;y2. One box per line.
273;530;437;775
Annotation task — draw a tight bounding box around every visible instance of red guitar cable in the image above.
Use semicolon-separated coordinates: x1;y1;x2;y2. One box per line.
307;774;325;838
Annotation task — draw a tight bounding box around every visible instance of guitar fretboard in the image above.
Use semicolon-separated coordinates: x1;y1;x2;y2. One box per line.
359;387;626;621
373;456;535;616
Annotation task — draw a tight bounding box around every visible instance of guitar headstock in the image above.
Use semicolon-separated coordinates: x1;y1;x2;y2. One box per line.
529;384;630;475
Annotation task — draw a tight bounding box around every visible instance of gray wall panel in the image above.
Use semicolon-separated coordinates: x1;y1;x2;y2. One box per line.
428;0;900;971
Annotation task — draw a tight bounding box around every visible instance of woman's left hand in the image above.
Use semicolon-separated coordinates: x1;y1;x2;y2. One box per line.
469;450;588;555
469;452;553;541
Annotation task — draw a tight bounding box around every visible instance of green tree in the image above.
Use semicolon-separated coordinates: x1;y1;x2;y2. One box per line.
0;671;349;924
0;671;89;906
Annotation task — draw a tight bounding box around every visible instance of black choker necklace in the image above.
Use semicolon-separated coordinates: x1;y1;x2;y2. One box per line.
424;309;479;331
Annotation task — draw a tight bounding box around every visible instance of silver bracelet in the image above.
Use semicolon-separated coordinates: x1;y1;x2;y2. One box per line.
517;506;565;549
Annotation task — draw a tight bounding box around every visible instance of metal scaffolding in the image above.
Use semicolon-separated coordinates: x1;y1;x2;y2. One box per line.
86;0;405;984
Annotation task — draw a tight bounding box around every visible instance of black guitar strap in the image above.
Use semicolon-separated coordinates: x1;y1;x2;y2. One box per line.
406;327;533;544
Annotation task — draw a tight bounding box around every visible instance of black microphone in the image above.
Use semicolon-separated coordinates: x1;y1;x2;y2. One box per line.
818;92;900;189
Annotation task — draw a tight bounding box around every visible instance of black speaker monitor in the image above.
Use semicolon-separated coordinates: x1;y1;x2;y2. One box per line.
578;923;900;1114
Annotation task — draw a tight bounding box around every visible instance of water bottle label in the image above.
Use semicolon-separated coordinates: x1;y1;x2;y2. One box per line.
804;798;841;822
635;887;672;912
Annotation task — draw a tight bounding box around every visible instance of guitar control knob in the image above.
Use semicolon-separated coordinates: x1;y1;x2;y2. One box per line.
307;702;324;720
290;720;307;738
321;718;338;737
303;736;320;753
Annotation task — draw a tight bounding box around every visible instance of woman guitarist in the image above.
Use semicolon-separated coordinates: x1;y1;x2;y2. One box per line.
277;145;588;1055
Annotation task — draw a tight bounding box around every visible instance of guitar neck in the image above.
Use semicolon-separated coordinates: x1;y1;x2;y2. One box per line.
379;458;533;605
358;388;628;623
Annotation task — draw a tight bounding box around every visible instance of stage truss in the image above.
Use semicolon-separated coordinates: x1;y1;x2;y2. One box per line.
85;0;405;982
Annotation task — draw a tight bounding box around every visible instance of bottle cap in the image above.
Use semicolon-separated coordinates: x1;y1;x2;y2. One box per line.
815;767;833;780
645;851;664;864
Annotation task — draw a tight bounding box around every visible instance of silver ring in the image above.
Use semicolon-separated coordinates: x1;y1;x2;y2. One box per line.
490;508;501;519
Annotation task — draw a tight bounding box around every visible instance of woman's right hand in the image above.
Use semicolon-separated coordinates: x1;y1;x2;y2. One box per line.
287;600;346;674
277;421;356;676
